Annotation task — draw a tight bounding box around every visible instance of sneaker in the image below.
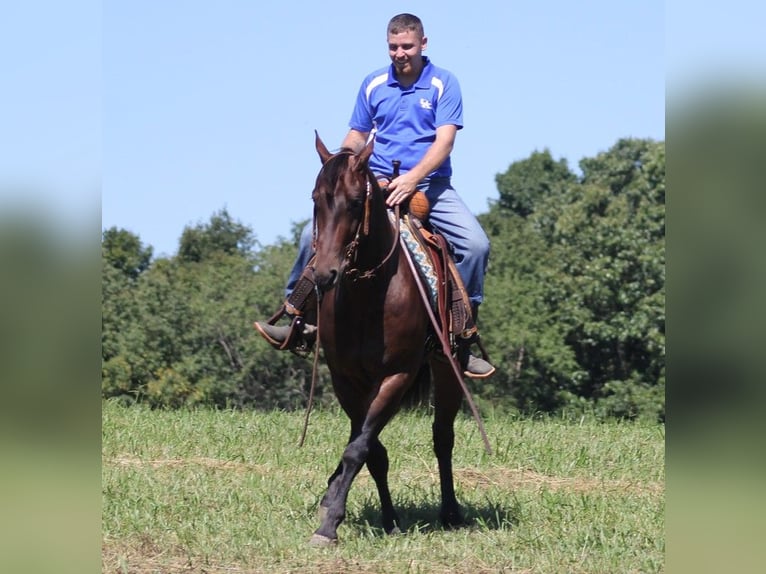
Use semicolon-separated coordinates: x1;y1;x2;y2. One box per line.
464;354;496;379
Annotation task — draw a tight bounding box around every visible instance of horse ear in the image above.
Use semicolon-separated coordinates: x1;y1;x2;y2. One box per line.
315;130;332;164
356;137;374;166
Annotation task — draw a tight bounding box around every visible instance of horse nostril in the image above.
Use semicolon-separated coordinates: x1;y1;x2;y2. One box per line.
315;268;338;293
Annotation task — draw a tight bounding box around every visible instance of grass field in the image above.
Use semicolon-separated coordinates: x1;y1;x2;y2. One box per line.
102;400;664;573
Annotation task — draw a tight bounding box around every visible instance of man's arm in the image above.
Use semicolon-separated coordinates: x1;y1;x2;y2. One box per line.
340;129;370;153
386;124;457;207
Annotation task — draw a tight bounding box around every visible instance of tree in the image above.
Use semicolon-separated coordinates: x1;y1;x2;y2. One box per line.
102;212;325;410
481;138;664;420
102;227;153;279
177;208;256;263
494;149;577;217
102;228;152;378
532;138;665;418
101;138;665;420
479;209;581;413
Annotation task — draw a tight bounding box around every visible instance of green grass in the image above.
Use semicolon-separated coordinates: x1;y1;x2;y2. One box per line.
102;400;664;573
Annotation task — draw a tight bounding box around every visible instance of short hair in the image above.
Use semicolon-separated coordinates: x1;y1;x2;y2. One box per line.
387;13;424;38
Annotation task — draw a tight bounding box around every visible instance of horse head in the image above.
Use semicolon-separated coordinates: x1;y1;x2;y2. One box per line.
310;132;381;293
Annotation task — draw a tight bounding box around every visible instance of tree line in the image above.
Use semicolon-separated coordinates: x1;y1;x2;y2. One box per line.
102;137;664;421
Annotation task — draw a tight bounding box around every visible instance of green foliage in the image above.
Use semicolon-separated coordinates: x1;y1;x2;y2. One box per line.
480;138;664;420
102;227;153;279
102;213;323;410
494;149;577;217
596;377;666;421
177;208;256;263
101;139;664;420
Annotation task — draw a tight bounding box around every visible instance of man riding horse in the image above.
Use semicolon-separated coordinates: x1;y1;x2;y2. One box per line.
255;13;494;379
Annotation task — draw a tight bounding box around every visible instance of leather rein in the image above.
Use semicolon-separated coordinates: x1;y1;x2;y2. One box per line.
344;175;400;281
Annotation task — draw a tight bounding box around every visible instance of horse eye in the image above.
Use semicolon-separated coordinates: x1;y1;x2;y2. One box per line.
348;196;366;213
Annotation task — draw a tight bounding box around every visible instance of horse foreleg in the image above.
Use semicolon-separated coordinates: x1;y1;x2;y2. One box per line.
318;421;360;523
367;438;400;534
311;432;370;545
317;460;342;523
312;375;409;545
431;361;465;527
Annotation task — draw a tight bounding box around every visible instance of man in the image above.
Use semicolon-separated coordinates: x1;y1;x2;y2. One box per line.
255;13;494;378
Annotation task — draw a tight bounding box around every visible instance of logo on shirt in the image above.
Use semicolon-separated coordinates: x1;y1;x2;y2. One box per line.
419;98;432;110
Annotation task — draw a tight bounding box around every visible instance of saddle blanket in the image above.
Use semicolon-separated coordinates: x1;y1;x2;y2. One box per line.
389;211;438;309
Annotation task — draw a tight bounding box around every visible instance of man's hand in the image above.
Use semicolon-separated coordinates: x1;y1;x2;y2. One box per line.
385;175;418;206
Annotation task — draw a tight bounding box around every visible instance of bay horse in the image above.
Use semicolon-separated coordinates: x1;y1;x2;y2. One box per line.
307;132;476;546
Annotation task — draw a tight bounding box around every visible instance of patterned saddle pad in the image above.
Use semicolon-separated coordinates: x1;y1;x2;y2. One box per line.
389;211;439;309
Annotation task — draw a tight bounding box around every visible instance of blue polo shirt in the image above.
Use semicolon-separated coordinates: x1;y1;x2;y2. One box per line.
348;56;463;178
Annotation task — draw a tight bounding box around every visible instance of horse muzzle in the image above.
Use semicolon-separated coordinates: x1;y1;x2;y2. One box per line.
310;264;340;294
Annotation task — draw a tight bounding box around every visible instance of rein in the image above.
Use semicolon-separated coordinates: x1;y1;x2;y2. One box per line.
399;238;493;455
300;221;492;454
343;174;400;281
299;287;322;448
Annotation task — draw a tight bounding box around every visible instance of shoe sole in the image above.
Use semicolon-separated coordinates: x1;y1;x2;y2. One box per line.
464;366;496;379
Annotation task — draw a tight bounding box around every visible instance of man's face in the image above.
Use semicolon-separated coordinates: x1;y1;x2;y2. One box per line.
387;30;427;78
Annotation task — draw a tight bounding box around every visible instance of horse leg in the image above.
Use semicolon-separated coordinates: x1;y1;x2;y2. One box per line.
431;359;466;527
367;438;400;534
310;429;371;545
317;461;342;523
318;424;360;521
311;375;409;545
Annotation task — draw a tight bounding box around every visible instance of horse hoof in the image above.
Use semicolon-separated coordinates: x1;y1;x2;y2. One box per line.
309;533;337;547
441;512;466;529
386;526;402;535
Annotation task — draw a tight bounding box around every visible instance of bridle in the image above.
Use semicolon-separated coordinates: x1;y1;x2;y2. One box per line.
313;152;400;282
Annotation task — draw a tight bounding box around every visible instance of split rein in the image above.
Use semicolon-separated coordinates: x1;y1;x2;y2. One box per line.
342;171;401;281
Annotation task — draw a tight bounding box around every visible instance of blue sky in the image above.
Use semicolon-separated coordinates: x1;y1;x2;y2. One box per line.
9;1;763;258
101;0;667;257
1;1;100;234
